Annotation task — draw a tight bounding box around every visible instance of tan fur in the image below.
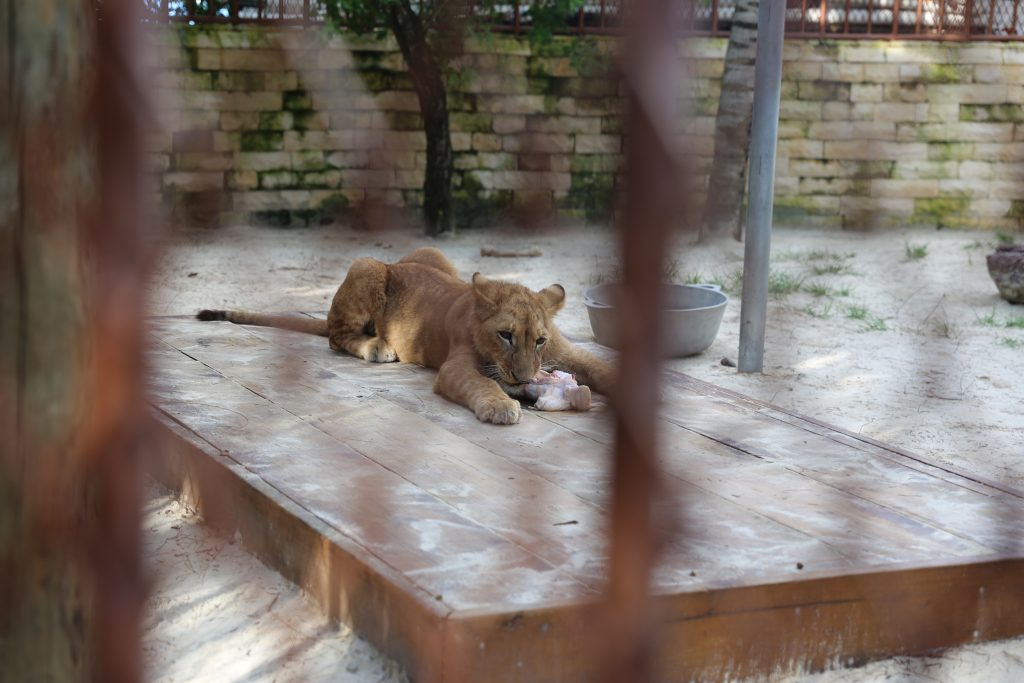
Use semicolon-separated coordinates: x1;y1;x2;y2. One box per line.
199;247;614;425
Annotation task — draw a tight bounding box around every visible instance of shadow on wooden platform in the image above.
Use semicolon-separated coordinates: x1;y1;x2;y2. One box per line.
148;315;1024;682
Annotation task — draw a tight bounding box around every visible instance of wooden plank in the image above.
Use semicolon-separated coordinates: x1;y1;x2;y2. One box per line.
656;390;1024;555
150;341;596;612
201;319;1000;568
146;315;1024;681
158;319;879;586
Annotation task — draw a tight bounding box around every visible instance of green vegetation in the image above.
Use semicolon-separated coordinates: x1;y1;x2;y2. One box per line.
802;302;834;319
904;241;929;261
976;308;999;327
767;271;804;298
811;262;855;276
845;305;868;320
1001;337;1021;349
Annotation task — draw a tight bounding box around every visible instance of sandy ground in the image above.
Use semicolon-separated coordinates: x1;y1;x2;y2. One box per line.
142;482;408;683
145;223;1024;682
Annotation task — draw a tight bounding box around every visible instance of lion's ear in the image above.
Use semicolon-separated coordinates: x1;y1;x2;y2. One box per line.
471;272;498;311
538;284;565;314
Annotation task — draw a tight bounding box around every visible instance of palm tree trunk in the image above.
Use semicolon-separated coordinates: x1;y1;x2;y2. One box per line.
388;0;454;236
701;0;760;242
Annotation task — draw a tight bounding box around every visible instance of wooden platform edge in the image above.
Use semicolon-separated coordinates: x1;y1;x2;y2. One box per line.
149;412;451;682
150;408;1024;683
441;555;1024;682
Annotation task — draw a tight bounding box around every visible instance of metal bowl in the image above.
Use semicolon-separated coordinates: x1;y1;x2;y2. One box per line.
583;283;728;358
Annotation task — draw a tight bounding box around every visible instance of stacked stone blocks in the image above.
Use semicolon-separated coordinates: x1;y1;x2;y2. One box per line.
149;25;1024;230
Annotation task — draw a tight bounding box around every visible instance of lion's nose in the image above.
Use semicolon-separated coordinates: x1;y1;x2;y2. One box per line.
511;371;528;384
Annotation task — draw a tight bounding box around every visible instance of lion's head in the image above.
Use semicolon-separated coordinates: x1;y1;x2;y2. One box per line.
470;273;565;397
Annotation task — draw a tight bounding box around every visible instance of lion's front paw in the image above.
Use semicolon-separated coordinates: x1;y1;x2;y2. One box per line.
360;338;398;363
475;396;522;425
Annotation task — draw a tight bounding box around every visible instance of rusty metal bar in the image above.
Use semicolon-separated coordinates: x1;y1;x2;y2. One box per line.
87;0;153;681
915;0;923;34
868;0;874;33
231;0;239;23
598;0;685;677
940;0;946;33
801;0;809;33
578;6;585;33
893;0;901;34
513;0;520;35
844;0;851;33
966;0;975;36
1013;0;1021;37
820;0;828;34
987;0;996;35
711;0;719;34
601;0;607;28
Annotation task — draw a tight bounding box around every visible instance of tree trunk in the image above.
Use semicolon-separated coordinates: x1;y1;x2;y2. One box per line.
700;0;759;242
388;0;454;236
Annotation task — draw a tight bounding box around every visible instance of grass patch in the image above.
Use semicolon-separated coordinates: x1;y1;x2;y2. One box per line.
996;230;1017;245
711;269;744;296
684;271;704;285
845;305;869;320
844;305;887;331
802;281;851;298
975;308;999;327
811;262;855;276
803;281;833;297
904;241;929;261
776;248;852;263
1006;316;1024;329
862;316;889;332
768;271;805;298
1001;337;1021;349
801;302;834;319
963;240;985;250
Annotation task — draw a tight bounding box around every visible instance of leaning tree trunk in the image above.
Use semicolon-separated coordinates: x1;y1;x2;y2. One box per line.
388;0;454;236
700;0;759;242
2;2;149;681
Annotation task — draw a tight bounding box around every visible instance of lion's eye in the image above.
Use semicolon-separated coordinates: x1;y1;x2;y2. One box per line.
536;337;547;347
499;331;513;342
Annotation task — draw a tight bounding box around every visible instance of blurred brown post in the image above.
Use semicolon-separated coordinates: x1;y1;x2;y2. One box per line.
600;0;684;678
1;1;151;681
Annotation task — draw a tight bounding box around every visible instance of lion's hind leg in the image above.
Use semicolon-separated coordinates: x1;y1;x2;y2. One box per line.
327;258;398;363
398;246;459;279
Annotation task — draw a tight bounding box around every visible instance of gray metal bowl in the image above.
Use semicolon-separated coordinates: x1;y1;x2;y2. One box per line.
583;283;728;357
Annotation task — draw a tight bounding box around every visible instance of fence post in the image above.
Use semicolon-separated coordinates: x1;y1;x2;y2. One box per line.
738;0;786;373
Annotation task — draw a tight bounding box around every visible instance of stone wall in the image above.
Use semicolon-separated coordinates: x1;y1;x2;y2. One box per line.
147;25;1024;231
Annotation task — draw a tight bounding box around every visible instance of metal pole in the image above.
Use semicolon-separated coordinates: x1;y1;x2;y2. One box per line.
737;0;786;373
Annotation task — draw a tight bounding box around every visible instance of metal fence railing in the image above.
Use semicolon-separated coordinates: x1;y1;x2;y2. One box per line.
145;0;1024;39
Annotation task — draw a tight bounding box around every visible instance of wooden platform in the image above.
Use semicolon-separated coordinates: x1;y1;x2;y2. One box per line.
148;315;1024;682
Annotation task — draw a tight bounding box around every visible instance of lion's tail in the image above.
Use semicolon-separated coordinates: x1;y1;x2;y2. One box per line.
196;309;328;337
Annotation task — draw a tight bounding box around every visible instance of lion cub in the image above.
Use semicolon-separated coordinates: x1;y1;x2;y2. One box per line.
198;247;613;425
